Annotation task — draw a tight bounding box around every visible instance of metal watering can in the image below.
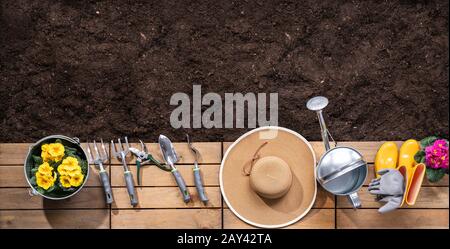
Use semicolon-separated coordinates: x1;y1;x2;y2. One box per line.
307;96;367;208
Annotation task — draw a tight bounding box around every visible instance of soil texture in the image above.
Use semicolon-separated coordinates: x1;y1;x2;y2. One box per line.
1;0;448;142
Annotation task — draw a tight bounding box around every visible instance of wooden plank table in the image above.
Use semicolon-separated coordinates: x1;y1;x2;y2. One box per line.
0;141;448;229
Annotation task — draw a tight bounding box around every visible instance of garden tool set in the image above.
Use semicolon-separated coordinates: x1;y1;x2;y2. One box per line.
111;137;138;206
371;140;426;213
129;139;171;185
86;139;114;204
186;134;208;203
306;96;427;212
82;134;208;206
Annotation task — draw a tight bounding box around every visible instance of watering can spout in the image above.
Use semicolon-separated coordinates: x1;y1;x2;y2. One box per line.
306;96;333;151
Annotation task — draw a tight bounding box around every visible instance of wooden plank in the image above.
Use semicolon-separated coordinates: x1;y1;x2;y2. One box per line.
111;209;221;228
0;143;29;165
0;165;103;187
223;208;334;229
311;187;335;209
337;187;449;209
111;164;219;187
222;187;335;209
110;142;221;165
365;164;448;186
0;143;100;165
337;141;403;164
337;209;449;229
112;187;221;209
0;188;108;209
0;210;110;228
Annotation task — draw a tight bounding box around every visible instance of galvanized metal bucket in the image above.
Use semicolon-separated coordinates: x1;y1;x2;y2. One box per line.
24;135;90;200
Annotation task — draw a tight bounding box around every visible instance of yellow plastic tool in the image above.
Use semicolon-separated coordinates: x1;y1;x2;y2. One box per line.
374;142;398;178
398;139;420;182
375;140;425;208
397;163;426;206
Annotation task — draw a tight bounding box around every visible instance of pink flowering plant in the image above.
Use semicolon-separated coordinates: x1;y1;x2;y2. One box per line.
414;136;449;182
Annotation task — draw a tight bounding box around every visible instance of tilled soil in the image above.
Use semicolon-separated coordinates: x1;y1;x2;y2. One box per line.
0;0;448;142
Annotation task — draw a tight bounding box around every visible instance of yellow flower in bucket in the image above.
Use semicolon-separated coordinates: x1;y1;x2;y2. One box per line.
35;171;56;190
61;156;78;169
38;162;53;175
41;143;65;162
57;164;69;176
48;143;65;162
41;144;52;162
69;172;84;187
59;156;81;177
59;175;72;188
68;166;82;177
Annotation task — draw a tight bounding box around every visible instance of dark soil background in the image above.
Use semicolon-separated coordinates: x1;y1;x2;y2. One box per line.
0;0;448;142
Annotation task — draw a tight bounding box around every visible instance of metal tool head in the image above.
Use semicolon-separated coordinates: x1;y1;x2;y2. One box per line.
139;139;148;153
86;139;108;164
159;134;178;166
186;134;200;157
306;96;329;112
111;136;130;160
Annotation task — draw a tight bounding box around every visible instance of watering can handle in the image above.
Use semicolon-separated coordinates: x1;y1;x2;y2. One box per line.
326;129;337;148
347;192;362;208
317;111;336;151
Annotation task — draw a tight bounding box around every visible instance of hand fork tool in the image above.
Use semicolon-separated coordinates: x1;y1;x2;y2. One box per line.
86;139;114;204
129;139;171;185
186;134;208;203
111;137;138;206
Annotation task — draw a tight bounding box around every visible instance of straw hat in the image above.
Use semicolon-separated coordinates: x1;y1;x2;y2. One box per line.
220;126;317;228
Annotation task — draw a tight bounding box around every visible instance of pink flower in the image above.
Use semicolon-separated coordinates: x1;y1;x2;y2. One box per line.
425;140;449;169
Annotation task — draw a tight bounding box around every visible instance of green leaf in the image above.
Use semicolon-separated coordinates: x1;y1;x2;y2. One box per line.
32;155;43;165
29;176;36;186
45;185;56;193
420;136;438;149
426;168;446;183
64;146;77;156
414;150;426;164
49;160;61;168
55;139;62;144
79;159;88;175
31;167;38;175
37;187;45;195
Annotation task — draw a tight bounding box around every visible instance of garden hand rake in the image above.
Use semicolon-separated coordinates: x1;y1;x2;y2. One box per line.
111;137;138;206
86;139;114;204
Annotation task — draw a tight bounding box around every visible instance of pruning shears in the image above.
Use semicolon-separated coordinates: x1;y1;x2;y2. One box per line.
129;139;171;185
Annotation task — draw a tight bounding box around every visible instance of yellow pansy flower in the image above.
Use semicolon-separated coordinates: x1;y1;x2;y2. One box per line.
59;175;72;188
36;173;55;190
68;165;82;177
48;143;65;158
61;156;78;168
41;144;49;152
69;172;84;187
41;151;51;162
41;143;65;162
57;164;69;176
38;162;53;176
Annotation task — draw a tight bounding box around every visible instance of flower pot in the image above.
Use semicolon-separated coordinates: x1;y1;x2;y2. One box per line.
24;135;90;200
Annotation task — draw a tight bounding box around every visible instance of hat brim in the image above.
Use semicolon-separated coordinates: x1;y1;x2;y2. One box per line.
220;126;317;228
